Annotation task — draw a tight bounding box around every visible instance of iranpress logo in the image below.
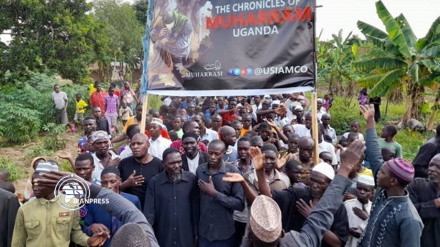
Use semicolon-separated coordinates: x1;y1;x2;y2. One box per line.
54;175;90;211
54;175;109;211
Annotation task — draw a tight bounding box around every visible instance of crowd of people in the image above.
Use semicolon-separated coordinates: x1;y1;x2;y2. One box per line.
1;83;440;247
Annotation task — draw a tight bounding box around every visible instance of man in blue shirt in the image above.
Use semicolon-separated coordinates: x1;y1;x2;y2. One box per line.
84;167;141;247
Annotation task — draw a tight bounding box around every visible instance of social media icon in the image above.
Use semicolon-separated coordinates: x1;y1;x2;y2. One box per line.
228;69;234;76
234;68;241;76
241;68;247;76
247;68;253;75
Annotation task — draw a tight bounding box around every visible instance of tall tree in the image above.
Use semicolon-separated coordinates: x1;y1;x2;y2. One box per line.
0;0;108;83
93;0;144;79
353;1;440;124
133;0;149;26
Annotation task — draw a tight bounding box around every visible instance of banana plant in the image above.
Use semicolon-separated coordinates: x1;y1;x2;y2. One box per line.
353;0;440;125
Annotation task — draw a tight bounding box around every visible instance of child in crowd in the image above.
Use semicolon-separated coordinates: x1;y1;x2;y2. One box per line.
344;175;375;247
71;93;88;132
381;147;396;161
342;120;364;141
119;101;133;126
378;125;403;158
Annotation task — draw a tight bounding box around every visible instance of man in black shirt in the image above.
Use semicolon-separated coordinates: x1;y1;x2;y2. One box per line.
144;148;198;247
118;133;163;210
196;140;244;247
413;124;440;178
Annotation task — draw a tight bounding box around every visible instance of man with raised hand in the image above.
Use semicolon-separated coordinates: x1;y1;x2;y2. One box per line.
223;140;367;246
358;105;423;247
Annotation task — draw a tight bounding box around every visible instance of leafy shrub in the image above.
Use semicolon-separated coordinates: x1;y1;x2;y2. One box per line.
0;157;27;181
330;97;364;135
42;123;68;150
0;72;90;143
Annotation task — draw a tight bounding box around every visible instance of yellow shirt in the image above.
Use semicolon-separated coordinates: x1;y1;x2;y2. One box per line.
12;197;89;247
122;116;138;133
76;99;88;114
89;84;96;97
240;127;251;137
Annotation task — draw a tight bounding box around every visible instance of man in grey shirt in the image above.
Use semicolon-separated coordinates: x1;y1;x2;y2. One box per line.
52;84;68;124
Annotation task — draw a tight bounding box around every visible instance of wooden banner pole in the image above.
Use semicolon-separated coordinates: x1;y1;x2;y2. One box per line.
140;94;149;133
311;91;319;165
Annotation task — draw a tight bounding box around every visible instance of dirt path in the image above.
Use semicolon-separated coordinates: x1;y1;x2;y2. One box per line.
0;131;83;194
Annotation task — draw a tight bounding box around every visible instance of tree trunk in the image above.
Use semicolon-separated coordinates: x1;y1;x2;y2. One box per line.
402;84;424;124
426;89;440;130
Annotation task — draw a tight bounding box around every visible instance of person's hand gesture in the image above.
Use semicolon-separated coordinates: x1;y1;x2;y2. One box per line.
265;119;277;129
244;103;253;113
108;157;121;167
274;105;287;116
296;199;316;218
222;172;245;183
277;153;292;170
90;224;110;234
198;176;218;197
37;171;80;188
339;140;365;176
126;170;144;187
353;206;369;221
249;147;264;171
360;105;375;121
56;151;72;160
87;230;110;247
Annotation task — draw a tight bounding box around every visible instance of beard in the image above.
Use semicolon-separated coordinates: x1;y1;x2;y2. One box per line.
169;172;182;183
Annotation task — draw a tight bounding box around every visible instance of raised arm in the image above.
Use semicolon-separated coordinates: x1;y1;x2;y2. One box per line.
360;105;384;180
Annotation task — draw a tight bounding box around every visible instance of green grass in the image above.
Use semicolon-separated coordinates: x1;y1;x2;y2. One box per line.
328;96;438;161
0;157;27;181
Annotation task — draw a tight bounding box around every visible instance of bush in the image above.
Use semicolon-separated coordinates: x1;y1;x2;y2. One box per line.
330;97;364;135
0;72;90;143
0;157;27;181
42;123;68;150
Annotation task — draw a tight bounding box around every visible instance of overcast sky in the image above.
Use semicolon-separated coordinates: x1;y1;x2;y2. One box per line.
2;0;438;43
316;0;440;40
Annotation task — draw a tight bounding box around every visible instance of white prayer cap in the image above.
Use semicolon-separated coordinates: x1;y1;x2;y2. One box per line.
357;175;375;186
271;100;280;106
151;118;165;128
312;162;335;180
294;105;304;111
264;95;271;99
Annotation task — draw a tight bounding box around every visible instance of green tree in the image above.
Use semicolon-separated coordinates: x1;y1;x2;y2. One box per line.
353;1;440;124
317;30;361;100
0;0;109;83
93;0;145;80
133;0;149;26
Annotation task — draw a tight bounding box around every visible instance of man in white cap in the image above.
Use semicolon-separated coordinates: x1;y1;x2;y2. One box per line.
343;175;375;247
224;140;368;247
225;145;349;247
148;118;172;159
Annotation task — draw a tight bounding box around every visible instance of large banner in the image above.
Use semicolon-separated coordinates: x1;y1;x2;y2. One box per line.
143;0;316;96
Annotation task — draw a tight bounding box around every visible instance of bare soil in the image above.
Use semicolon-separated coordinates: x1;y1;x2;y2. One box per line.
0;131;83;194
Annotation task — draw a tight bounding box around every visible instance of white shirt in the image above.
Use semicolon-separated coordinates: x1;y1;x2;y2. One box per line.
52;91;68;109
342;132;365;141
148;136;172;160
344;199;372;247
91;150;119;185
318;141;338;165
186;152;200;174
292;124;311;137
201;128;218;143
119;145;132;159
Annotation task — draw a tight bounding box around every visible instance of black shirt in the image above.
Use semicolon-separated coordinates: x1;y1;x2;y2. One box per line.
118;156;163;210
196;161;245;241
272;186;349;247
408;178;440;247
144;171;199;247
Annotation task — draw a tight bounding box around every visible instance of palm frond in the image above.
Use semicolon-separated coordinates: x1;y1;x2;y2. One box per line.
353;58;406;71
